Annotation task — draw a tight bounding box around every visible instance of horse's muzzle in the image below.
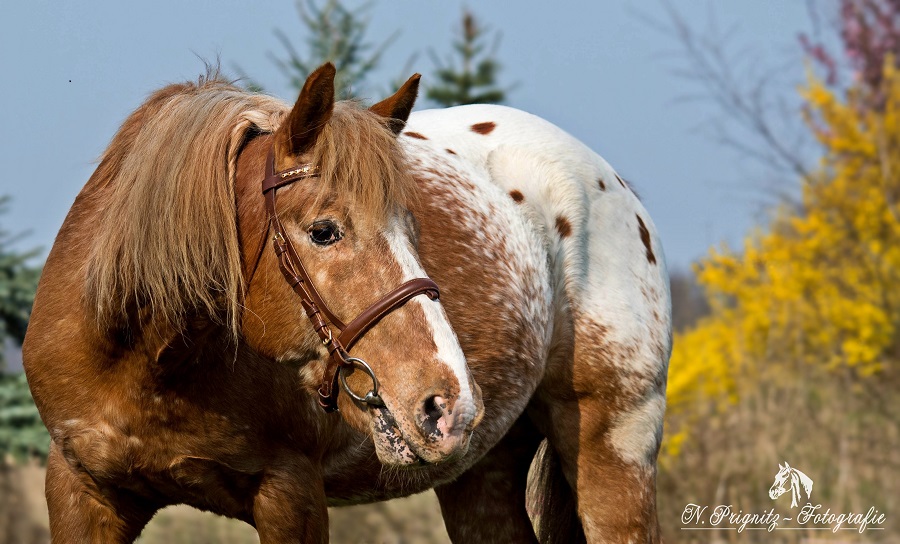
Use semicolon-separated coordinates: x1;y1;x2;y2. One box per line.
411;386;483;463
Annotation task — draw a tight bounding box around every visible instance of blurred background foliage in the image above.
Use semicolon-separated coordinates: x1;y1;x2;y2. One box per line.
3;0;900;542
0;373;47;463
661;1;900;540
0;195;40;364
0;194;46;465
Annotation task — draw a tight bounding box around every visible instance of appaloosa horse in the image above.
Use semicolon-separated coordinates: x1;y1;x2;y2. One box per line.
23;63;671;543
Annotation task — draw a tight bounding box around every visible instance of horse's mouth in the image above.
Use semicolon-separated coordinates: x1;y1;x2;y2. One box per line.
369;405;470;467
370;406;422;466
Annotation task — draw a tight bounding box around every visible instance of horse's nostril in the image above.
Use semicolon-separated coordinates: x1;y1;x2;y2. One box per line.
421;395;446;436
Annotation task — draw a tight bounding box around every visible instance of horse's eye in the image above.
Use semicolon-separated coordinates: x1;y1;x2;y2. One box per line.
308;220;343;246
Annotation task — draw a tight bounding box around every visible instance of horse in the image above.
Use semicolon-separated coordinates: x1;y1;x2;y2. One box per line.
22;63;672;543
769;462;813;509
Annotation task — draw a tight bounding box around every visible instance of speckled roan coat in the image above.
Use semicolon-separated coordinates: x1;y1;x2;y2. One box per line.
23;65;671;543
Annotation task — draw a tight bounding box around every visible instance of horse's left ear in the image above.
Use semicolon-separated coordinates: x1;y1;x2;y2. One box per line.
370;74;421;134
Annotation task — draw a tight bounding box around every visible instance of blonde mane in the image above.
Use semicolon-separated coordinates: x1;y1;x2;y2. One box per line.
85;76;415;338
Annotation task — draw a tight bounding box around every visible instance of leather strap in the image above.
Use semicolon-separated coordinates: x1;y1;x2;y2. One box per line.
261;146;440;412
264;149;346;330
339;279;439;351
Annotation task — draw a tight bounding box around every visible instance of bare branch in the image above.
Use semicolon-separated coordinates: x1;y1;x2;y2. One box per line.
643;1;822;190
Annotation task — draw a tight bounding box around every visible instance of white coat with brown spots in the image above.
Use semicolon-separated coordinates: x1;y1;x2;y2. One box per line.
401;104;672;543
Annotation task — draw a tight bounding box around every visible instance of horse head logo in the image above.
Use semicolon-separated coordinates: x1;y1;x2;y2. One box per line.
769;462;813;508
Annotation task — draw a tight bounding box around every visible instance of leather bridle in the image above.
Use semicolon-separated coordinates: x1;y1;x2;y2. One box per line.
261;147;440;413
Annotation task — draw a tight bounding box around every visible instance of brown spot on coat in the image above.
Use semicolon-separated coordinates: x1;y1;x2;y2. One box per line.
445;148;456;155
404;131;428;140
598;178;606;191
471;122;496;135
509;190;524;203
636;215;656;265
555;216;572;238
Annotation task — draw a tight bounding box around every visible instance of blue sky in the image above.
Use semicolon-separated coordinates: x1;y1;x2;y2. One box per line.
0;1;819;270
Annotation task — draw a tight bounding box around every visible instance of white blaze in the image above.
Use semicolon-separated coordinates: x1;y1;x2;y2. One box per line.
384;220;475;419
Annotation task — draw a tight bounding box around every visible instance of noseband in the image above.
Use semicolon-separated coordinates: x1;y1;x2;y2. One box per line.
262;147;440;412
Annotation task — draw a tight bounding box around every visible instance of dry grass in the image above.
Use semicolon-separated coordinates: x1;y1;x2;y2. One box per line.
140;494;450;544
658;366;899;543
138;506;258;544
0;461;48;544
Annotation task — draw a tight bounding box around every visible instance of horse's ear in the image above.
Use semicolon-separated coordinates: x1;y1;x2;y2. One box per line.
370;74;421;134
778;463;785;470
784;461;790;469
276;63;336;159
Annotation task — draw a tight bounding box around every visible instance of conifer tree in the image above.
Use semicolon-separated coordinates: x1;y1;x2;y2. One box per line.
269;0;398;98
0;196;47;462
426;11;511;107
0;373;48;461
0;196;40;371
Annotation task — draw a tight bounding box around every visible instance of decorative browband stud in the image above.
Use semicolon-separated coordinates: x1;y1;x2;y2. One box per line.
280;165;319;179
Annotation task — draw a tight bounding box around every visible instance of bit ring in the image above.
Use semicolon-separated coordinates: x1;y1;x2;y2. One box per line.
338;357;385;408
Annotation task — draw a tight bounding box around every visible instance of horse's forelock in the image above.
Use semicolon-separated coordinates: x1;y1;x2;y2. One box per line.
302;101;417;228
85;78;287;338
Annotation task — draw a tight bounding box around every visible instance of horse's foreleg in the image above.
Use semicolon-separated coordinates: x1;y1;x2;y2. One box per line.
252;457;328;544
45;442;157;543
434;416;543;543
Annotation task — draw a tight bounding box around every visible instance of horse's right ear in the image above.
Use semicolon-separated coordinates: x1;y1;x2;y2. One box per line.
275;63;336;160
370;74;421;134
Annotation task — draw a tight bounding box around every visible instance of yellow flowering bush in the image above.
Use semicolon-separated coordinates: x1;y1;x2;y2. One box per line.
665;61;900;454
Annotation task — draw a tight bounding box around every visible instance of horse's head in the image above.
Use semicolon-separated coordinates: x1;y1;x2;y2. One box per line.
237;64;484;466
768;462;791;500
